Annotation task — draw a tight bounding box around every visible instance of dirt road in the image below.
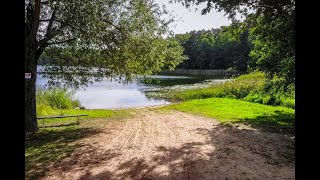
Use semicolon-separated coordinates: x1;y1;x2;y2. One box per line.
43;109;295;180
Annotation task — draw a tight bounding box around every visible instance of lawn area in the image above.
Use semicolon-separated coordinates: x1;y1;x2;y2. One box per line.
37;109;130;127
26;109;131;179
165;98;295;133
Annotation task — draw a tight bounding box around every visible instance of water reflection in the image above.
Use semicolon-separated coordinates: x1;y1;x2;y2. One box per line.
36;74;223;109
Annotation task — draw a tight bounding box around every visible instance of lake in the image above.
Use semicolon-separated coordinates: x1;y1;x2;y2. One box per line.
36;73;227;109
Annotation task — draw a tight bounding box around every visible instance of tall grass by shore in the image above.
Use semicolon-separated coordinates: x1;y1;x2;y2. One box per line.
148;71;295;109
36;87;81;116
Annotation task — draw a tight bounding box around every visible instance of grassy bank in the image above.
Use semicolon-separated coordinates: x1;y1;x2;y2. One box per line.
36;87;81;116
158;72;295;133
148;71;295;109
37;109;131;127
35;88;133;126
164;98;295;134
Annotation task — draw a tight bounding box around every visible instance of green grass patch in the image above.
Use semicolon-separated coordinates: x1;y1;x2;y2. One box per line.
165;98;295;133
37;109;130;127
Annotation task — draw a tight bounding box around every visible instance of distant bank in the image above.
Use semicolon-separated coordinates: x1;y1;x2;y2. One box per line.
160;69;239;76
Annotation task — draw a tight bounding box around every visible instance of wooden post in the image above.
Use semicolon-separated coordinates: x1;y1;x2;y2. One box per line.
43;119;44;128
77;116;80;124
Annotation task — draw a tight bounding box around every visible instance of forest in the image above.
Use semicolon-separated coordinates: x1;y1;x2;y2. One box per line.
173;17;294;86
173;24;250;72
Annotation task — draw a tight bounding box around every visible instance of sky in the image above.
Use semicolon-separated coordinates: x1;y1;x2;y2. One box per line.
154;0;232;34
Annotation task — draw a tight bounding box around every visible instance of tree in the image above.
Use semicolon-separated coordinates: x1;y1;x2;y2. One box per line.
25;0;186;132
248;12;295;83
175;0;295;82
173;24;251;70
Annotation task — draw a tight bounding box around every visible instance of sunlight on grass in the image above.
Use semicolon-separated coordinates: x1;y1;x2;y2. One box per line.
165;98;295;128
37;109;131;127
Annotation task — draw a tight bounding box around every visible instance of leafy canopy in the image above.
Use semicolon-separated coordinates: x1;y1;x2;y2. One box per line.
174;0;295;83
174;21;251;71
26;0;187;88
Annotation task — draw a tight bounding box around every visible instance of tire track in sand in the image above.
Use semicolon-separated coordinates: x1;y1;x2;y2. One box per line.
41;109;295;180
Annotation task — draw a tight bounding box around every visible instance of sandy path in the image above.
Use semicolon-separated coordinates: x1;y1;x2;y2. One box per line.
43;109;295;180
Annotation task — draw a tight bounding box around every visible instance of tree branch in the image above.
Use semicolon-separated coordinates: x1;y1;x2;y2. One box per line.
37;29;62;48
35;45;47;61
37;14;72;48
103;19;130;41
29;0;41;41
47;38;76;45
41;1;49;5
39;19;51;22
46;7;57;36
37;2;64;48
104;20;122;32
41;0;58;5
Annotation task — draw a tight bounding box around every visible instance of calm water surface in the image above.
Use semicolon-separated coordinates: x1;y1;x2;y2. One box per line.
36;73;226;109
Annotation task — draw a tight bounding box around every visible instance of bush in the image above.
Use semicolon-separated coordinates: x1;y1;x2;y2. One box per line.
36;88;81;115
243;75;295;108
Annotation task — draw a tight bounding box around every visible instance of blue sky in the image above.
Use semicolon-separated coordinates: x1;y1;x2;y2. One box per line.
155;0;232;34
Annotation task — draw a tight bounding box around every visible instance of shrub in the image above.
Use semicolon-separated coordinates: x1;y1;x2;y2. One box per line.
36;88;81;115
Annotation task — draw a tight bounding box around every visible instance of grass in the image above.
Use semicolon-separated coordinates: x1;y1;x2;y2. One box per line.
26;109;131;179
164;98;295;134
165;71;266;100
36;87;81;116
37;109;131;127
35;87;132;127
149;71;295;109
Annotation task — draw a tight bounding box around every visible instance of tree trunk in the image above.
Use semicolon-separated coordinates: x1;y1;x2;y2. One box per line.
25;51;38;132
25;0;45;132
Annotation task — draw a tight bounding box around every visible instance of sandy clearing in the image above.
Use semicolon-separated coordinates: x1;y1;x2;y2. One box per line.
42;109;295;180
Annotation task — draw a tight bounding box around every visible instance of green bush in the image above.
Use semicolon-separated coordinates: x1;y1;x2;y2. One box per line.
242;75;295;109
36;88;81;115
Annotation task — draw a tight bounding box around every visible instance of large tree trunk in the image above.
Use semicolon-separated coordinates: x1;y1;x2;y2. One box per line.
25;73;38;132
25;0;44;132
25;49;39;132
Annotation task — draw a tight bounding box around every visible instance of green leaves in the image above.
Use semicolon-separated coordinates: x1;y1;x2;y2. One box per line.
174;0;295;83
248;13;295;83
29;0;187;89
173;22;251;71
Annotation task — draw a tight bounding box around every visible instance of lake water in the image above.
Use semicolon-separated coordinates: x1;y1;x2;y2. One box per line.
36;73;226;109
